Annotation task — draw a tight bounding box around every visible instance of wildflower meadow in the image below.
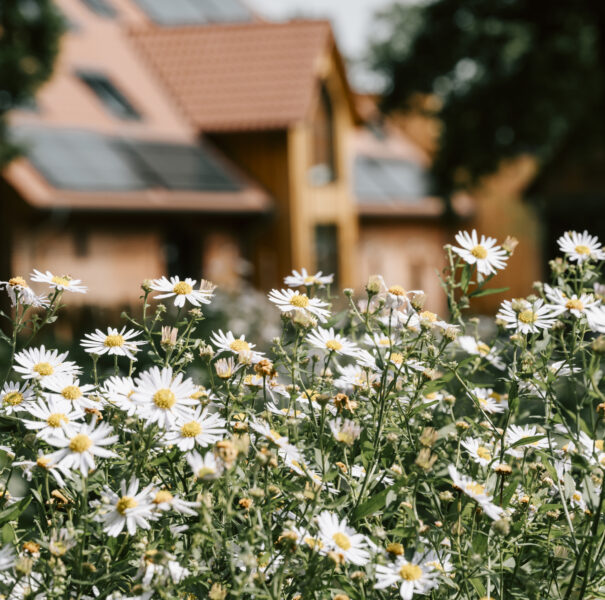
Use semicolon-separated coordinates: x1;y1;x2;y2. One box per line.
0;230;604;599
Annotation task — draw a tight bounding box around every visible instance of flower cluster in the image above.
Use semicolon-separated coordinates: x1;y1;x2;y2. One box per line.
0;234;603;599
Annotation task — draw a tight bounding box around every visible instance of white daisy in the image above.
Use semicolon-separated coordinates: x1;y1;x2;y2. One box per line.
42;374;98;409
306;327;358;356
266;401;308;421
496;298;563;334
374;554;439;600
30;269;87;293
214;357;239;379
150;276;213;308
577;431;605;466
249;419;302;462
329;418;362;445
315;511;371;565
132;367;198;429
139;555;189;586
47;419;118;476
20;397;84;441
150;488;200;516
457;336;505;370
81;327;146;361
163;407;227;452
284;268;333;288
0;381;35;414
103;376;138;415
0;277;48;307
13;453;73;487
505;424;548;458
98;478;156;537
13;346;79;381
210;330;264;362
543;285;605;332
448;465;504;520
243;374;289;398
461;437;495;466
187;450;223;480
334;364;379;392
471;387;508;414
452;230;509;276
268;288;330;322
557;230;605;263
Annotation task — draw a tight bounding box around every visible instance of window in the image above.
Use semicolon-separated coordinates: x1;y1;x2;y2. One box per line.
80;0;117;18
310;84;337;185
134;0;251;26
315;225;339;286
78;72;141;120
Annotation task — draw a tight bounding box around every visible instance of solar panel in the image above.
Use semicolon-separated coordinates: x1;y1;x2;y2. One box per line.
125;140;241;191
354;156;429;204
13;127;242;194
134;0;252;25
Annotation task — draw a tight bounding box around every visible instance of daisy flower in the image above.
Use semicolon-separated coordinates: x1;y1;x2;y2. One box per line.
505;424;548;458
149;276;213;308
315;511;371;565
374;554;439;600
461;437;495;466
329;418;362;445
448;465;504;520
103;376;137;415
150;488;200;516
81;327;146;361
139;555;189;586
187;450;223;480
544;285;605;333
13;453;73;487
214;357;238;379
20;397;84;441
471;387;508;414
0;381;35;414
98;478;156;537
0;546;15;571
162;407;227;451
452;230;509;276
334;364;379;392
210;330;264;362
284;268;333;288
132;367;198;429
43;374;97;409
30;269;87;293
13;346;79;382
47;419;118;476
266;401;308;421
557;230;605;262
268;289;330;322
457;336;505;370
496;298;563;335
0;276;48;307
249;419;302;461
306;327;358;356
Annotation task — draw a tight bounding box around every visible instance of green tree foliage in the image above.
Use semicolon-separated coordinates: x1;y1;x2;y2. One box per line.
0;0;64;167
368;0;605;193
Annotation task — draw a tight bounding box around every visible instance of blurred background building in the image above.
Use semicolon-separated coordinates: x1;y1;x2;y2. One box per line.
1;0;559;318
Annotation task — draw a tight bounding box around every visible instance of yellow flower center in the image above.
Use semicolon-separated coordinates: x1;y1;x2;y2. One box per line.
477;446;491;461
304;276;317;284
336;432;355;445
61;386;82;400
153;388;176;409
378;338;391;346
197;466;215;478
465;482;485;495
575;244;591;255
388;285;406;296
573;492;582;502
116;496;138;515
47;413;68;428
326;339;343;351
390;352;403;365
471;245;488;259
33;362;54;377
425;392;438;400
399;563;423;581
476;342;490;355
518;309;537;324
69;434;92;453
153;490;173;504
332;532;351;551
289;293;310;308
419;311;437;322
52;275;72;287
4;391;24;406
595;440;604;451
565;299;584;311
180;421;202;438
8;277;27;287
173;281;193;295
304;536;324;549
36;456;50;468
229;339;250;353
104;334;125;347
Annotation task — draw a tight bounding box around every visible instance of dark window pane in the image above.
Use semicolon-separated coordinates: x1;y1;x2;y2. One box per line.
78;72;141;121
80;0;117;18
315;224;339;286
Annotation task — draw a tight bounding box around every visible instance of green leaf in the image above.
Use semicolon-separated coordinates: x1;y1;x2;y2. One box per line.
509;435;545;449
0;497;31;527
469;286;509;298
352;483;401;522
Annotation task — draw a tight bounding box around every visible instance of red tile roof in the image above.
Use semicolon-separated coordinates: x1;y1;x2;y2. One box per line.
131;20;334;132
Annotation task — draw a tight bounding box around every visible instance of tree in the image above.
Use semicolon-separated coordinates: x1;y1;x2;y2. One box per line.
0;1;64;167
368;0;605;194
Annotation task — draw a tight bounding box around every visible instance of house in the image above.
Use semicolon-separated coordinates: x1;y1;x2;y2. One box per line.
1;0;453;315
